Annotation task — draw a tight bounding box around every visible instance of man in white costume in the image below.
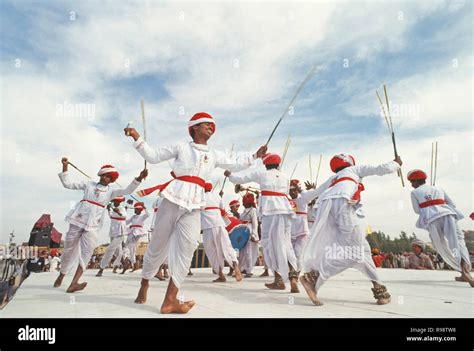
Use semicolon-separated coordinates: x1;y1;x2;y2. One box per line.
96;196;127;277
239;192;260;277
225;153;300;293
122;202;150;273
54;158;147;292
201;183;242;282
407;169;473;287
125;112;267;314
300;154;402;306
288;179;321;276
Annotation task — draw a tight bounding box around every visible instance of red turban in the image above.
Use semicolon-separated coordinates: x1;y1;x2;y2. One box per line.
407;169;427;181
262;153;281;165
98;165;119;182
188;112;216;137
330;154;355;173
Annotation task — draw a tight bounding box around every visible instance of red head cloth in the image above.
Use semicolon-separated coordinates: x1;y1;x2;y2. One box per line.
242;193;256;207
330;154;355;173
290;179;300;189
112;196;125;203
262;153;281;165
407;169;427;181
98;164;119;182
229;199;240;208
204;182;213;192
188;112;216;137
134;202;145;211
469;212;474;221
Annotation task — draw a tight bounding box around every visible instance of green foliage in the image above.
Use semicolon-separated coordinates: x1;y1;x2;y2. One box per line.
366;230;430;253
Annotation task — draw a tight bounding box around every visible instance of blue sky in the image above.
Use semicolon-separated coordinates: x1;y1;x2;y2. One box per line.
1;0;472;244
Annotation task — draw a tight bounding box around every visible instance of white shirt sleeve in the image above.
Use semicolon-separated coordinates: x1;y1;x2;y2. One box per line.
250;208;259;241
410;192;420;214
214;149;255;172
133;137;180;164
111;179;141;198
228;169;261;185
443;191;456;208
355;160;400;178
58;171;88;190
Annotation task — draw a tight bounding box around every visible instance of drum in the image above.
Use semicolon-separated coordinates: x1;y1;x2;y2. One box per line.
229;225;250;250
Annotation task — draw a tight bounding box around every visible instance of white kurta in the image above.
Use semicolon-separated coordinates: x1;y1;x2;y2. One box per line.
133;138;256;288
133;138;255;210
239;207;260;274
58;172;140;273
411;184;469;271
108;205;127;237
228;168;296;279
303;160;400;289
201;192;226;230
58;172;140;232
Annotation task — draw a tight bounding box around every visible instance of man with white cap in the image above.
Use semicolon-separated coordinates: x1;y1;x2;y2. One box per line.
407;169;473;286
300;154;402;306
225;153;300;293
406;239;434;270
125;112;267;314
96;196;128;277
201;182;242;282
54;158;147;292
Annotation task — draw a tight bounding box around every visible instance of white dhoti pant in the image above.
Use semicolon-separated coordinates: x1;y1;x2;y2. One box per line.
60;224;97;274
141;198;200;288
239;240;259;273
291;234;308;272
202;226;238;273
303;198;381;290
428;215;471;272
100;236;123;269
125;234;142;265
261;214;297;281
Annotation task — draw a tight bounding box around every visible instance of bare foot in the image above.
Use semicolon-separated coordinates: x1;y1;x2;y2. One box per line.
376;297;391;305
265;281;286;290
96;269;103;277
187;270;193;276
290;278;300;293
160;299;195;314
155;271;165;281
259;270;269;277
455;276;467;282
299;275;323;306
53;274;64;288
213;277;226;283
234;265;242;282
134;280;149;304
113;267;118;274
66;282;87;293
244;273;253;278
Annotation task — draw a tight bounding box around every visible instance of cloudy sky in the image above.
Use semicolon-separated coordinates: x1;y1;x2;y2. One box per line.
1;0;472;245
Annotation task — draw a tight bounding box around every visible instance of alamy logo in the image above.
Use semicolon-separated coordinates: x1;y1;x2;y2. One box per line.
18;325;56;344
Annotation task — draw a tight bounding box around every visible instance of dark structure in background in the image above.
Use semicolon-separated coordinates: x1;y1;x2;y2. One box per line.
28;214;62;248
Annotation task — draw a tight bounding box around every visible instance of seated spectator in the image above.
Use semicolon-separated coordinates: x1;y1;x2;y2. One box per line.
407;240;434;270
